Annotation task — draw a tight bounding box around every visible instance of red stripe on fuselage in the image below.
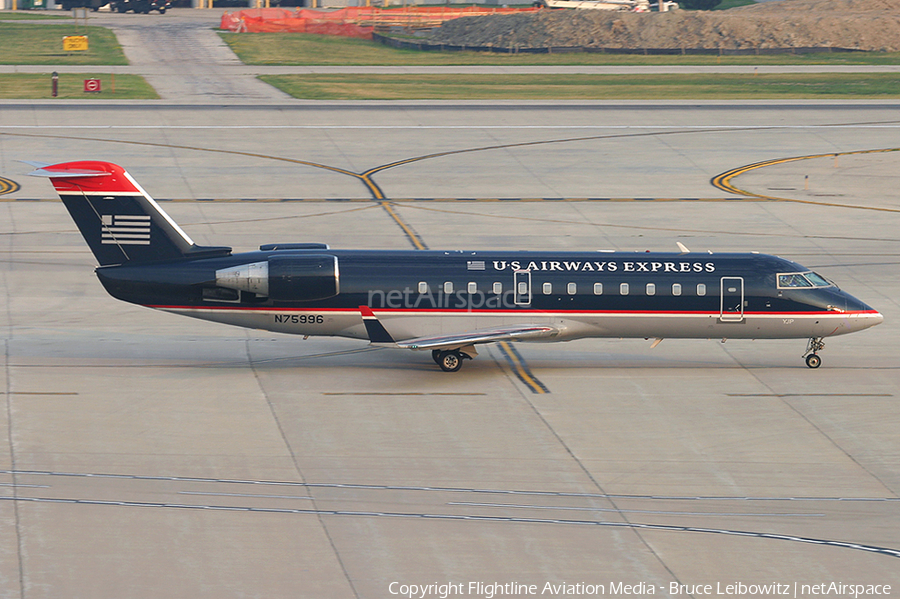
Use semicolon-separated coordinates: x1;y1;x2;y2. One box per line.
145;305;880;317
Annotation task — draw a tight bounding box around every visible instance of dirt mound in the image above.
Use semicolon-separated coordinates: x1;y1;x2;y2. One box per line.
425;0;900;52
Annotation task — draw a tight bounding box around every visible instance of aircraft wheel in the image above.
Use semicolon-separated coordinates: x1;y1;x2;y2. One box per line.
432;349;442;365
438;350;463;373
805;354;821;369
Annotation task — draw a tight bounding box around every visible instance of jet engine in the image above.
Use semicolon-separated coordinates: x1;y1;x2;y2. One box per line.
215;254;339;301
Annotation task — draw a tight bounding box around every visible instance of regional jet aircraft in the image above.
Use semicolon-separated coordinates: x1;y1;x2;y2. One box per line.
30;161;883;372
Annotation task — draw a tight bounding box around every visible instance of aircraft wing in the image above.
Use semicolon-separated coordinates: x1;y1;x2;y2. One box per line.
395;325;559;351
358;305;558;350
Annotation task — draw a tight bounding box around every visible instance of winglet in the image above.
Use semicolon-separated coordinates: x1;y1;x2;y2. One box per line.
359;306;396;344
676;242;691;254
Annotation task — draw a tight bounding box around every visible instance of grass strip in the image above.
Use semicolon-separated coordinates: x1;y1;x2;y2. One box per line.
0;12;69;19
0;73;158;99
259;72;900;100
221;31;900;66
0;22;127;65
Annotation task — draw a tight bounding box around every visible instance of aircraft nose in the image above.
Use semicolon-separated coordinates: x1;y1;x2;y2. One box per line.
846;300;883;331
849;310;883;333
840;293;882;331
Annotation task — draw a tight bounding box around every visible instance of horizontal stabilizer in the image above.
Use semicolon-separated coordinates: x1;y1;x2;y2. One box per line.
19;160;51;169
28;166;112;178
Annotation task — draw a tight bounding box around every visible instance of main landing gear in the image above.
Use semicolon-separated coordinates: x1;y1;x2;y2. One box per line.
432;349;472;372
803;337;825;369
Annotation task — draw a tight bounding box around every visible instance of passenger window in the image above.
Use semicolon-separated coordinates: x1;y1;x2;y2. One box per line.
593;283;603;295
493;282;502;294
620;283;629;296
567;282;577;295
646;283;656;296
518;281;528;295
697;283;706;296
444;282;453;294
418;281;428;294
672;283;682;296
542;282;552;295
468;282;477;294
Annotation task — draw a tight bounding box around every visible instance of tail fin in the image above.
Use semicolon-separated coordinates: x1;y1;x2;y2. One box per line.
29;161;230;266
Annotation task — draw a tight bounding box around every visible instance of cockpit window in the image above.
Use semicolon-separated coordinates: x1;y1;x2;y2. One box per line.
805;272;832;287
777;272;833;289
778;273;813;288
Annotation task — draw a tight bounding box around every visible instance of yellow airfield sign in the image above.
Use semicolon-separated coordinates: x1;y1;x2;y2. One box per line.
63;36;89;52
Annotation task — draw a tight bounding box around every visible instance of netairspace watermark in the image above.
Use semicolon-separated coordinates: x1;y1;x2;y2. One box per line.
387;581;894;599
369;288;521;311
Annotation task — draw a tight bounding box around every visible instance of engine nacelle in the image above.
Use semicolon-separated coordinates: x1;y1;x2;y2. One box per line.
216;254;339;301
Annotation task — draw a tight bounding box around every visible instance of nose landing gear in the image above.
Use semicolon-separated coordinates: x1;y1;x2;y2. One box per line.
803;337;825;369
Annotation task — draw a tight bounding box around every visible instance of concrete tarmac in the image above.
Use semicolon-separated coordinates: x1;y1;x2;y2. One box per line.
0;102;898;598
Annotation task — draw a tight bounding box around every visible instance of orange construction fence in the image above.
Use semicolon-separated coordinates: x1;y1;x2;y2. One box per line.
221;6;539;39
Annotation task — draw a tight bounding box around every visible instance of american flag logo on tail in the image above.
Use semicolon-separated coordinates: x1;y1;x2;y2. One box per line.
101;214;151;245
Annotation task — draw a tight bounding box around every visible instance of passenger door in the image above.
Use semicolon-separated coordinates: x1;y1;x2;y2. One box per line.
720;277;744;322
514;270;531;306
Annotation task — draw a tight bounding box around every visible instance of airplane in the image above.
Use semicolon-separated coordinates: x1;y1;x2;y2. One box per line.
28;160;883;372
